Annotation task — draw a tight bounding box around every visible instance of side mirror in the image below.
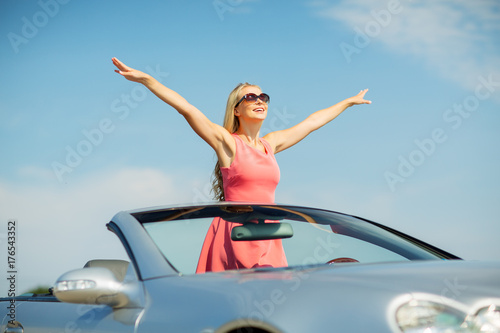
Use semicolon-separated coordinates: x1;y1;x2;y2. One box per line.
53;267;140;308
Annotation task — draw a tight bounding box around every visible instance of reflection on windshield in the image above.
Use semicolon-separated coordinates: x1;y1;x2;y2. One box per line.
196;216;288;274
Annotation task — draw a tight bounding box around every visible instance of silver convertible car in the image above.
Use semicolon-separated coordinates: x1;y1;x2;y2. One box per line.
2;203;500;332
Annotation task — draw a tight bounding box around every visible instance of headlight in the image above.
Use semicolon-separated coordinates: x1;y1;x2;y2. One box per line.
469;304;500;332
390;294;500;333
396;298;469;332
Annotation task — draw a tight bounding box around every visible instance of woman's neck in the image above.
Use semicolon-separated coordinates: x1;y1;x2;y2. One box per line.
235;122;262;145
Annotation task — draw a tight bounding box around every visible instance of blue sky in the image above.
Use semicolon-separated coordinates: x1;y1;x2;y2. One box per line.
1;0;499;293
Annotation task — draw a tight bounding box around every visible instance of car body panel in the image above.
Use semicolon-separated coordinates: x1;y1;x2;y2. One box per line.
134;260;500;332
1;298;141;332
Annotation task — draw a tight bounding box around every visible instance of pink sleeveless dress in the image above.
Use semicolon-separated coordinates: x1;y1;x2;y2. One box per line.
195;134;288;273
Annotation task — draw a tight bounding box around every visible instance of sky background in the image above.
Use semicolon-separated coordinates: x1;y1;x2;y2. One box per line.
1;0;499;293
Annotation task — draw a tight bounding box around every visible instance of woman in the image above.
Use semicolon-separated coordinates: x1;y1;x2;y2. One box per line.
112;57;371;273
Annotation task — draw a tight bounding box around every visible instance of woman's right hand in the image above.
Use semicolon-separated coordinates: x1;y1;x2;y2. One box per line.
112;57;150;83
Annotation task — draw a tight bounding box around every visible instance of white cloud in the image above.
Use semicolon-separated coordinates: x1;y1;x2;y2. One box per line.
17;165;57;182
0;167;207;293
313;0;500;98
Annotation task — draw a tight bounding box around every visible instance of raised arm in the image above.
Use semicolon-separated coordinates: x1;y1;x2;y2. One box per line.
264;89;371;153
112;58;234;161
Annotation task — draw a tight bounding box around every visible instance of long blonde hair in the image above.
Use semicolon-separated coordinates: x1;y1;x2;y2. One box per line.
211;82;260;201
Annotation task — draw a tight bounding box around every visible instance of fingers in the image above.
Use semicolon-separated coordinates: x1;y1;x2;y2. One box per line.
112;59;130;78
112;57;130;71
112;57;122;70
360;89;371;103
351;89;371;104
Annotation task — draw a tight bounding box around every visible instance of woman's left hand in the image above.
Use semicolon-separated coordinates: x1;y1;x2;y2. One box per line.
347;89;372;106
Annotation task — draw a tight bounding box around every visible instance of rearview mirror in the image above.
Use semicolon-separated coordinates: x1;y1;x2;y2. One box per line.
231;222;293;241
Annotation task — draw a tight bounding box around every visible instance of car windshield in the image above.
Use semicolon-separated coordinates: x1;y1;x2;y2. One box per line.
136;205;452;274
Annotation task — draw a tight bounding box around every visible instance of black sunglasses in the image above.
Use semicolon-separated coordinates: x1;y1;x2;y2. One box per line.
235;93;270;107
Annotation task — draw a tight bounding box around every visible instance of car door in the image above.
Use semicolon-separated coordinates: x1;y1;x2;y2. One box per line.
1;296;141;333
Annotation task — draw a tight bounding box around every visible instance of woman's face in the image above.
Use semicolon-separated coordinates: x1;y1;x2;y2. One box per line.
234;86;269;123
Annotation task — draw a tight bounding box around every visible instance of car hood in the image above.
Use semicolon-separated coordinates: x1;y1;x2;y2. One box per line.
197;259;500;301
141;260;500;332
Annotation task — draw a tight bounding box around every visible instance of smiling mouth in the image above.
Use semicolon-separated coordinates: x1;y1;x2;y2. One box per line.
253;108;265;112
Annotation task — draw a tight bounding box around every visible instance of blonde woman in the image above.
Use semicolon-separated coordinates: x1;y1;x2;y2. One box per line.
112;57;371;273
